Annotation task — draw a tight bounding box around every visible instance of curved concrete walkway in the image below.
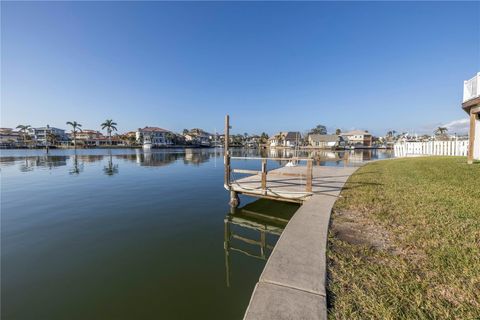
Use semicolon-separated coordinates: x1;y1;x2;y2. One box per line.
244;166;359;320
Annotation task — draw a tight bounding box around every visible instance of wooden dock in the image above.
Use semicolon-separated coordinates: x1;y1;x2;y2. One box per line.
228;163;354;203
223;115;353;206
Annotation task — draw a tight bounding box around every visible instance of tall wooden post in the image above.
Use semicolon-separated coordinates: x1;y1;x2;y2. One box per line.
224;115;230;187
225;115;239;207
306;159;313;193
467;110;476;164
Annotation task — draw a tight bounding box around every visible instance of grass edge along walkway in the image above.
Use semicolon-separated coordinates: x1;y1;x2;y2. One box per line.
327;157;480;319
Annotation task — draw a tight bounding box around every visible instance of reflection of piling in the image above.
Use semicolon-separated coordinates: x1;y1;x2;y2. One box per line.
259;229;266;258
224;217;231;287
223;201;294;288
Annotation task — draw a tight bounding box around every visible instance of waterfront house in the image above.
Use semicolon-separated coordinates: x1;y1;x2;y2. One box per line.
28;126;69;146
245;135;261;148
184;128;211;146
95;136;123;146
136;126;173;147
308;134;345;149
66;130;123;147
0;128;21;148
340;130;373;147
75;130;103;140
122;131;138;146
269;132;301;147
462;72;480;163
71;129;104;147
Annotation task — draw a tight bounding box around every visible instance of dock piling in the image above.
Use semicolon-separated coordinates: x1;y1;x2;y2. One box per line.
261;159;267;195
306;159;313;193
230;190;240;207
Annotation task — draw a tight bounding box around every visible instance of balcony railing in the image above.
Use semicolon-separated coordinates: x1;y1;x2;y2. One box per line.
463;72;480;103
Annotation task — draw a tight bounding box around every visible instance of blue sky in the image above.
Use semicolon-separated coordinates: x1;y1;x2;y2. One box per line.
1;1;479;136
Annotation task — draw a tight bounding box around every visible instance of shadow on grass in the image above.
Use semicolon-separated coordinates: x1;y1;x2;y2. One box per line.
349;170;379;176
342;181;383;190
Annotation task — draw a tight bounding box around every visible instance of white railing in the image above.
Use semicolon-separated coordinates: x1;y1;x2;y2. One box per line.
463;72;480;103
394;140;469;157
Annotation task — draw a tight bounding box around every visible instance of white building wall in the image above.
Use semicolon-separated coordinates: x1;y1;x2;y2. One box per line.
475;117;480;160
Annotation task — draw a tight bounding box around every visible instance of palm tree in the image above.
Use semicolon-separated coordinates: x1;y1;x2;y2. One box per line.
275;133;284;146
165;132;176;145
260;132;269;144
46;132;59;147
16;124;31;147
66;121;82;149
386;130;397;137
434;127;448;135
101;119;118;146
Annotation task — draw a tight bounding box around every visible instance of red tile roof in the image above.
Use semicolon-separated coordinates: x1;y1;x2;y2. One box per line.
139;126;170;132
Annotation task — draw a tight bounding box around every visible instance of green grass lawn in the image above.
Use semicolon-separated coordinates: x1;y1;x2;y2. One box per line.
327;157;480;319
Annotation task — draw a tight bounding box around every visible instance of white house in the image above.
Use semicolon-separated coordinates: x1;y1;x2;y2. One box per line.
184;128;211;146
269;132;301;147
340;130;373;147
136;127;172;147
308;134;345;149
462;72;480;163
71;129;104;147
28;126;69;146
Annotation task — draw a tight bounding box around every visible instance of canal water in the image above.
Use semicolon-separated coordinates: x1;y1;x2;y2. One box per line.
1;148;392;319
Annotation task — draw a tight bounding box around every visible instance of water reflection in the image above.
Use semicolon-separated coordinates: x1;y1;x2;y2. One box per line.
224;199;299;287
263;148;391;164
0;156;69;172
69;152;84;175
0;148;393;174
103;152;119;176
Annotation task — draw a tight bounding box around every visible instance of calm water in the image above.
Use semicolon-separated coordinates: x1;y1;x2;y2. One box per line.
1;148;392;319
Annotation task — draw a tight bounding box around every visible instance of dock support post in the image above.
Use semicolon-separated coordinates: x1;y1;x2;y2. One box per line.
306;159;313;193
224;115;231;187
230;190;240;208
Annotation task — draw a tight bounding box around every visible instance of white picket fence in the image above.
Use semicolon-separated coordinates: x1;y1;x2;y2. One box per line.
394;140;469;157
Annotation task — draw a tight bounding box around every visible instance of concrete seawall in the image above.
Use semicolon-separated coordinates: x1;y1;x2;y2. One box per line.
243;166;359;320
